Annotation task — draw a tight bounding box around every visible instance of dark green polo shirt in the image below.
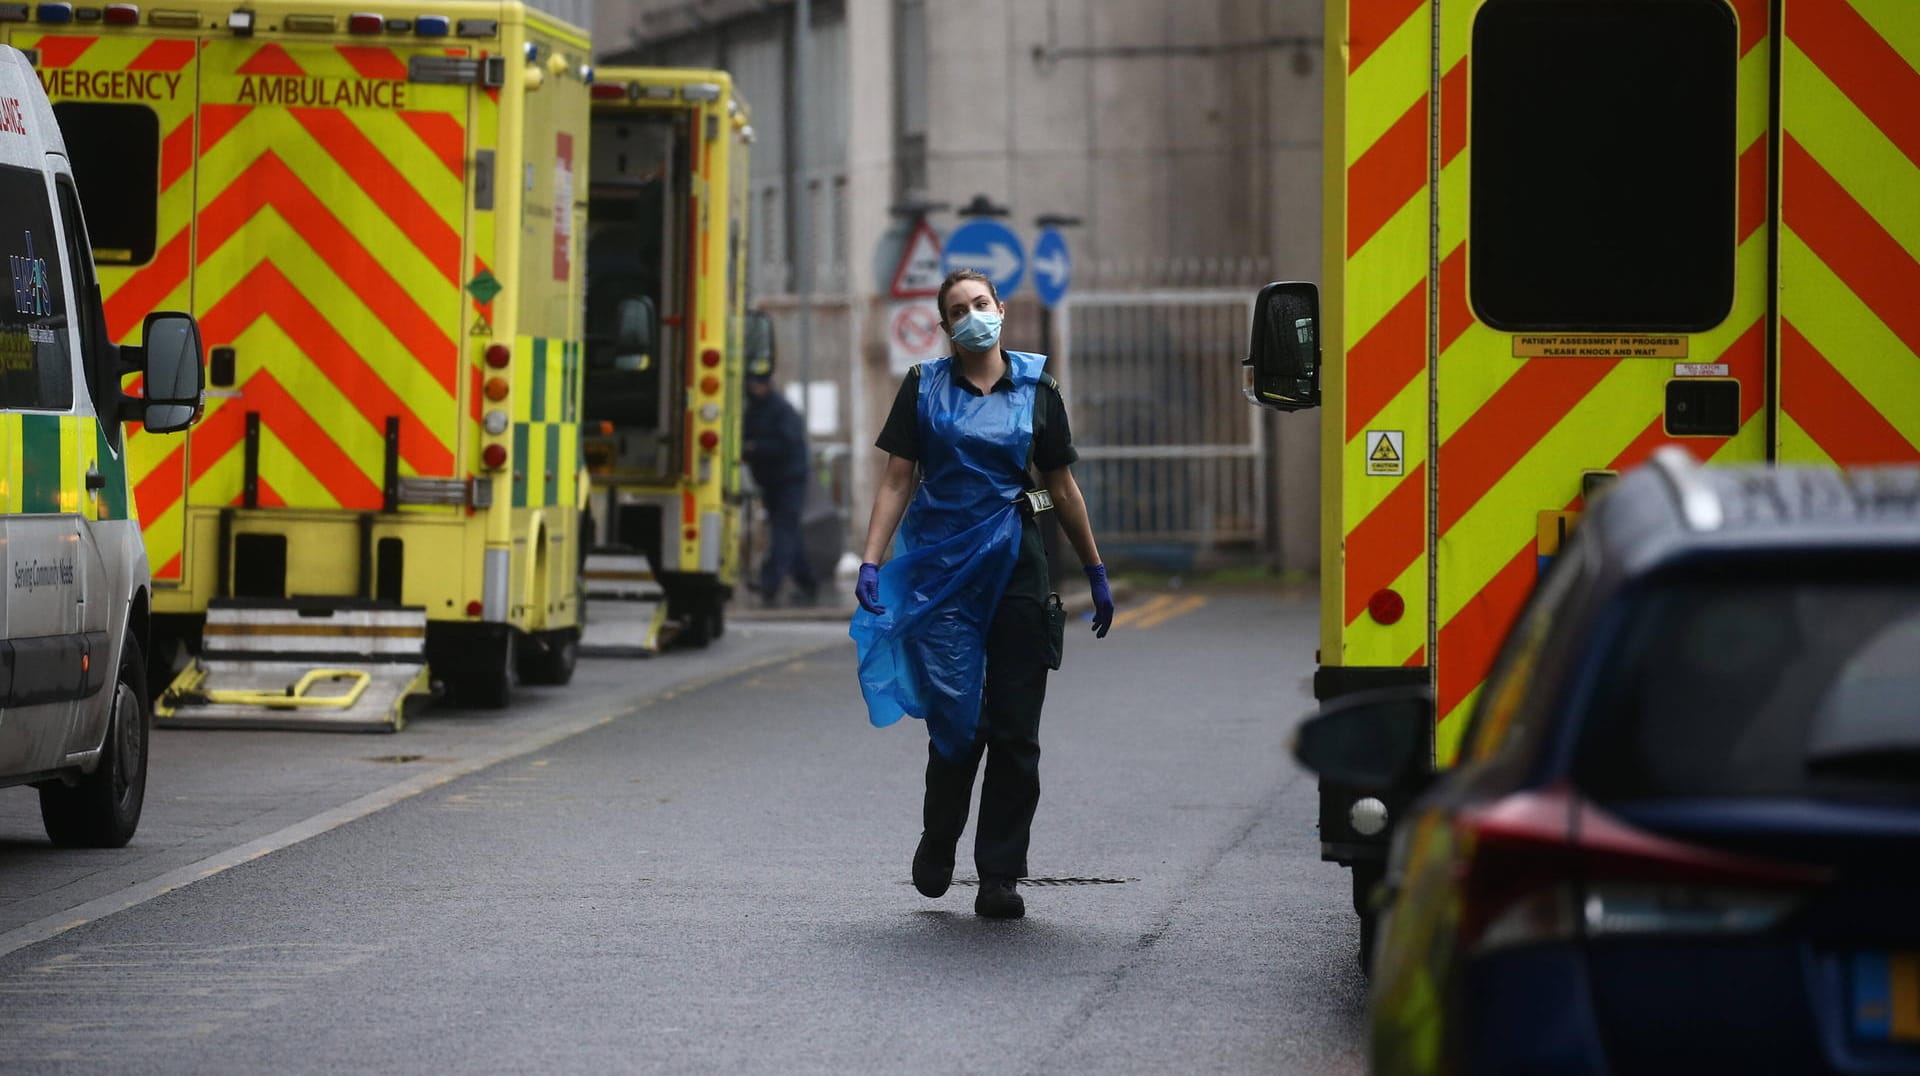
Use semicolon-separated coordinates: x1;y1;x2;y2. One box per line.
874;362;1079;604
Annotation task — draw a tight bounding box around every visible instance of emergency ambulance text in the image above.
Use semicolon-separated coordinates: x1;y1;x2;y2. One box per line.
38;70;182;102
236;76;407;109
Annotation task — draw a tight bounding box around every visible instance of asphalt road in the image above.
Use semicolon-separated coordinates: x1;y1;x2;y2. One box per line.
0;587;1365;1074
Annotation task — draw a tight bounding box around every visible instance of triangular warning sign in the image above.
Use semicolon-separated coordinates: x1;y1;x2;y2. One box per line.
1370;436;1400;463
470;315;492;336
890;220;944;299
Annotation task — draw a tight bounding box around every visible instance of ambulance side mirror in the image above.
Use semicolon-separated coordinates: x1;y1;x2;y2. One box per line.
744;310;776;379
1245;281;1322;412
121;311;205;434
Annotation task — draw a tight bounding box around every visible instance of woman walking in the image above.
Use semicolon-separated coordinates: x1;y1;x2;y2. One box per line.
849;268;1115;919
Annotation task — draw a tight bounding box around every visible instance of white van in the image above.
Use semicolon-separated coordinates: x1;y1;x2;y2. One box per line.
0;45;203;847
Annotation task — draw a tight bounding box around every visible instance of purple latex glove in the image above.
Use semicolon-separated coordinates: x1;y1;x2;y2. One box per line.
1085;563;1114;638
856;562;885;615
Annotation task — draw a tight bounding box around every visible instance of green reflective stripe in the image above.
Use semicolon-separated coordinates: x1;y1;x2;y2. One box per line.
512;423;530;508
531;336;548;422
21;414;64;513
565;340;579;423
95;424;127;521
544;422;559;506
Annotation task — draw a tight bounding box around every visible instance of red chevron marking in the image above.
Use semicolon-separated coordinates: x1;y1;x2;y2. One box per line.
1792;0;1920;174
199;103;250;155
1784;137;1920;363
1438;359;1617;535
1348;94;1428;257
1441;59;1467;168
287;108;461;283
336;45;407;81
128;38;196;71
1350;0;1426;73
1346;280;1426;440
161;114;195;193
194;151;457;393
197;261;456;475
399;110;467;179
1782;319;1918;464
102;231;189;340
30;36;98;69
237;43;305;77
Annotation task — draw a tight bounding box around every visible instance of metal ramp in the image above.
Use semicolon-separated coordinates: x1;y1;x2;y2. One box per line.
580;550;667;657
154;601;431;732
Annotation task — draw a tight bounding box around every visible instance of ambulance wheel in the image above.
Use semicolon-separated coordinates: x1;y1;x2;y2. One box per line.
41;634;148;849
518;628;579;686
451;629;515;710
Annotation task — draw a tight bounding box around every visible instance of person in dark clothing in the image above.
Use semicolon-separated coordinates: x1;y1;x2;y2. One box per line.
850;268;1116;920
743;374;818;606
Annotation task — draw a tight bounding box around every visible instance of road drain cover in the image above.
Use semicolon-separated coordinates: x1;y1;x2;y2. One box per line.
363;754;428;764
945;877;1133;887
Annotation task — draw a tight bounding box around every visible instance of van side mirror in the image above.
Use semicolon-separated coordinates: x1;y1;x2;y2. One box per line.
744;310;776;379
119;311;204;433
1244;281;1321;412
1293;686;1434;789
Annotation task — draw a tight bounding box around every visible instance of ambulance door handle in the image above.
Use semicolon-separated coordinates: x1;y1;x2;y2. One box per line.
85;468;106;491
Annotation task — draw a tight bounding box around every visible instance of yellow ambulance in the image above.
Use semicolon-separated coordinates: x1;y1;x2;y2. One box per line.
0;43;203;846
11;2;593;723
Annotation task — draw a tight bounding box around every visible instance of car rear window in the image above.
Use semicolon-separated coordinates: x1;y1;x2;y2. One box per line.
1574;574;1920;802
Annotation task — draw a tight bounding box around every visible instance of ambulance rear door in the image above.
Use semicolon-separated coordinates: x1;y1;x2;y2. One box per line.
187;35;474;519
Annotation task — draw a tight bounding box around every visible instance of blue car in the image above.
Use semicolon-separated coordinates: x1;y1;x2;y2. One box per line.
1297;449;1920;1075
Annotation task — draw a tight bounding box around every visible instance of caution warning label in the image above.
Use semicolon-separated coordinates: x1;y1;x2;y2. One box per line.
1365;430;1404;476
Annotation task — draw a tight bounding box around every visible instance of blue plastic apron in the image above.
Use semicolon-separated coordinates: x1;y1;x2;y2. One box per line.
850;351;1045;761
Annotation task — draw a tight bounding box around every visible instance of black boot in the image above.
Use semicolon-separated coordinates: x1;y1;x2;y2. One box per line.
975;877;1024;919
912;833;954;898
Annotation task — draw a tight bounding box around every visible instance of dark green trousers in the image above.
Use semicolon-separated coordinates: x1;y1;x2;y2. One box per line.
923;596;1051;881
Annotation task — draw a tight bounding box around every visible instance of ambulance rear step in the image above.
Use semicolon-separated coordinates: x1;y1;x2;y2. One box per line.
154;600;431;732
580;550;667;657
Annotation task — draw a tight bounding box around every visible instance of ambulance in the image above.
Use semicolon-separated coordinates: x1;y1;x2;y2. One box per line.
0;44;203;846
10;2;594;724
1245;0;1920;933
582;67;758;650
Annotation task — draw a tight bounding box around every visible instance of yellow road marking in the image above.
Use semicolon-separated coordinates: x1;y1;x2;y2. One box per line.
1128;594;1209;631
1111;594;1176;628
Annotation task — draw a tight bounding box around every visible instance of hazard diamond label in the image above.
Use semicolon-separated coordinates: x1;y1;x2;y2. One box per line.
1365;430;1404;476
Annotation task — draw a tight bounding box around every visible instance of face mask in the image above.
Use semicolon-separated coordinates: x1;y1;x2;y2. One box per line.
948;309;1003;353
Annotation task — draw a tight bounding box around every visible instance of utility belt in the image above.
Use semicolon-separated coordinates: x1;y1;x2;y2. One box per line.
1014;489;1055;519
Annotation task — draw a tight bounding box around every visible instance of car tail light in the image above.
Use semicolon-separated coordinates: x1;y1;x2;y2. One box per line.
481;443;508;470
1454;786;1827;956
484;343;510;369
700;347;722;368
698;430;719;451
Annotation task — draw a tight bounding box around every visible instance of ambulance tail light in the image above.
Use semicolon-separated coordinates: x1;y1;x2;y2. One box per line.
590;82;629;101
700;348;722;369
480;443;508;470
104;3;138;24
1455;788;1826;957
483;377;509;402
465;600;483;617
699;376;720;396
484;344;510;369
348;11;382;33
699;430;719;451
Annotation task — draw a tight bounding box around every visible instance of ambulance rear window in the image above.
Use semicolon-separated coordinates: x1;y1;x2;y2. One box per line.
1470;0;1738;332
0;164;74;411
50;102;158;266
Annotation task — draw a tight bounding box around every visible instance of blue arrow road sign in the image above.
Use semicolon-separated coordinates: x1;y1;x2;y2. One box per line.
1032;228;1071;308
942;218;1024;299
